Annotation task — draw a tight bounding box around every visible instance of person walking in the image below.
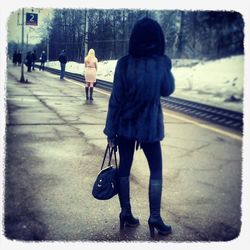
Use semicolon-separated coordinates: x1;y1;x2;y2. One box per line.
31;50;37;70
84;48;98;101
12;50;18;65
103;17;175;238
39;51;47;71
17;50;22;66
58;50;68;80
25;51;32;72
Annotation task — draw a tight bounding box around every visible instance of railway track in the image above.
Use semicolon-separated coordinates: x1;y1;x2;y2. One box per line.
43;66;243;133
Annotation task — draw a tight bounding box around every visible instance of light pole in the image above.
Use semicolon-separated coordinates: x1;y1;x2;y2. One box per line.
20;8;25;82
84;9;89;56
46;13;50;62
46;35;49;62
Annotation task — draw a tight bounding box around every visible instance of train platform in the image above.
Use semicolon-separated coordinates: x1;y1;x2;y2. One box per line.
4;64;242;242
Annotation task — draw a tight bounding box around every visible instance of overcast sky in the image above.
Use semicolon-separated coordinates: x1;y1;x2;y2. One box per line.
7;8;53;45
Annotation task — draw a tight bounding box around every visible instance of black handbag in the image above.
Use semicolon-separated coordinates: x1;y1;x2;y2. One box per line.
92;144;118;200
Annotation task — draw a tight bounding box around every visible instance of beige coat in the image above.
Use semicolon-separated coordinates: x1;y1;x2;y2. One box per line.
85;57;98;82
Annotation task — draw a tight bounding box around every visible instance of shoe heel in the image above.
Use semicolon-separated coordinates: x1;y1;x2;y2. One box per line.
120;217;125;230
149;223;155;238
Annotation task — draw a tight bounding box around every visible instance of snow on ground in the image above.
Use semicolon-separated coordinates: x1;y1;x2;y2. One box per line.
47;55;244;113
171;55;244;113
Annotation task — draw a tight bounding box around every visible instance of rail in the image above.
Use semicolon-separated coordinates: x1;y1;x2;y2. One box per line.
42;66;243;133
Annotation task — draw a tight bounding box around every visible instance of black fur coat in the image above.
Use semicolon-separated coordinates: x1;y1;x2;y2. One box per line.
103;54;175;143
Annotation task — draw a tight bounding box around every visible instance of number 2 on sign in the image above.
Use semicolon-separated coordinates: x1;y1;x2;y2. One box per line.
29;14;35;22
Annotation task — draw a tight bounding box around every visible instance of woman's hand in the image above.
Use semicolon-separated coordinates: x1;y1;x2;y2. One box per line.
108;137;117;149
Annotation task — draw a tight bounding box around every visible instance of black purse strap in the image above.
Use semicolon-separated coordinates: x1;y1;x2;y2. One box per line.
101;144;118;170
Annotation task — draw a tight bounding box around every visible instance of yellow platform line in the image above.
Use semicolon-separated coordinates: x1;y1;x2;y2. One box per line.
66;78;242;141
164;112;242;141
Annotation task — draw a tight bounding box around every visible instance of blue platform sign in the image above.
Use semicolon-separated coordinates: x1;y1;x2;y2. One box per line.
26;13;38;26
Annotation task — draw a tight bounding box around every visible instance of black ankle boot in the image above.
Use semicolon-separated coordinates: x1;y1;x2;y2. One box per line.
119;210;139;229
85;87;89;100
148;217;172;237
118;176;139;229
148;179;172;238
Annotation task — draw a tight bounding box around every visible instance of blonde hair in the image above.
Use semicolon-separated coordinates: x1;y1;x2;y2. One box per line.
85;48;96;62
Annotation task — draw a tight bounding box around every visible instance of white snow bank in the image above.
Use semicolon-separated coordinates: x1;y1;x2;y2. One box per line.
172;55;244;112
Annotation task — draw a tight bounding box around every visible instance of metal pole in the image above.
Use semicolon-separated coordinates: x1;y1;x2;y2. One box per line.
47;13;50;61
26;33;28;51
20;8;25;82
47;36;49;61
84;9;88;56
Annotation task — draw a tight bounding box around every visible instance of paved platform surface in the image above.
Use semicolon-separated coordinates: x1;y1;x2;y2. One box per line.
3;64;242;242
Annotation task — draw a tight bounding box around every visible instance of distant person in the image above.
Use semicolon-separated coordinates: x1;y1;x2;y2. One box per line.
103;17;175;238
84;48;98;101
17;51;22;66
25;51;32;72
12;50;18;65
31;50;37;70
58;50;68;80
39;51;47;71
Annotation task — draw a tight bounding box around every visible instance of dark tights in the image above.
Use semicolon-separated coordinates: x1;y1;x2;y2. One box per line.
118;137;162;180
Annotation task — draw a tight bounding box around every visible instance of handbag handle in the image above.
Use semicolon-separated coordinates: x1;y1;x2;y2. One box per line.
100;144;118;170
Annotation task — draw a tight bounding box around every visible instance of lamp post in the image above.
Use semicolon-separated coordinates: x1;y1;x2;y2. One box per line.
20;8;25;82
46;35;49;62
19;8;39;82
84;9;89;56
46;12;50;62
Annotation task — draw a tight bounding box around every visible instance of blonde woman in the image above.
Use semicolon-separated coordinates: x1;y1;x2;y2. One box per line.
84;49;98;100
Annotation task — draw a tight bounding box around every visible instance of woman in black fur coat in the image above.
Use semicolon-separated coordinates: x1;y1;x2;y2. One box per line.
104;17;175;238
